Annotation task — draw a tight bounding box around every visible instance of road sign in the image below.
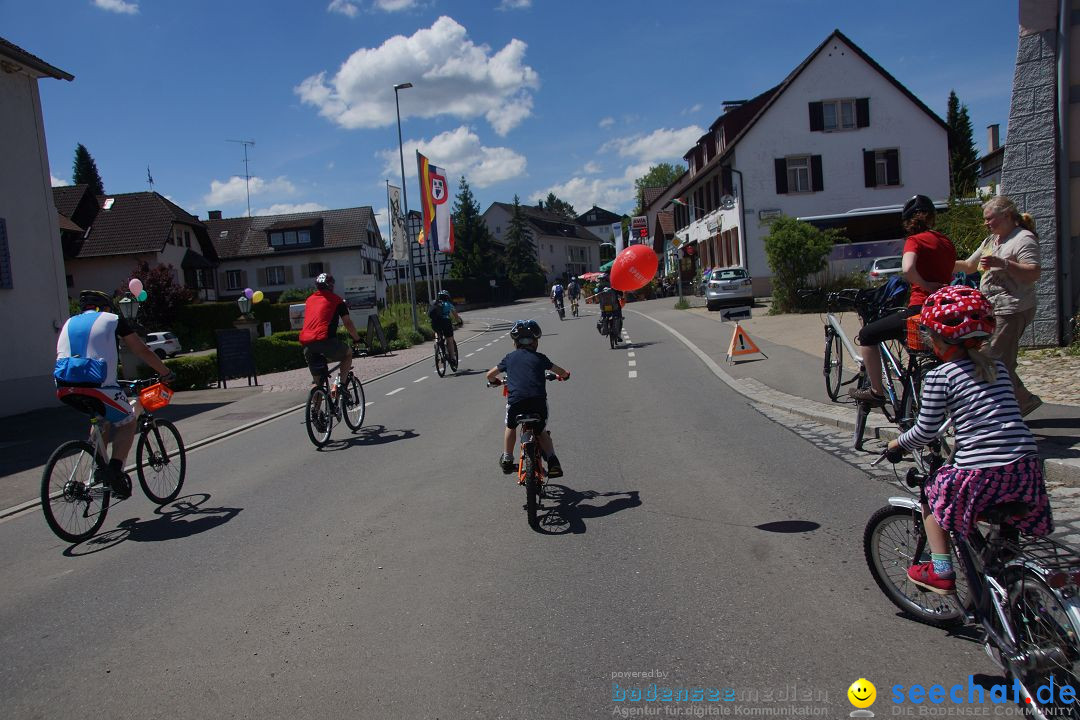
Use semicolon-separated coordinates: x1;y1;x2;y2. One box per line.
630;215;648;240
720;306;752;321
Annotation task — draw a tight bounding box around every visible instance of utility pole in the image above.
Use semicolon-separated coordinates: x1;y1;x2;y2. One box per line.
226;139;256;217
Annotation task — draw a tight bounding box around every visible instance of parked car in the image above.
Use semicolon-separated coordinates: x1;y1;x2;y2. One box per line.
705;267;754;310
867;255;903;283
145;331;182;359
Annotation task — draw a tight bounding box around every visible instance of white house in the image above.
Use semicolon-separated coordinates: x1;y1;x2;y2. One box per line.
660;30;949;294
483;202;602;282
0;37;73;416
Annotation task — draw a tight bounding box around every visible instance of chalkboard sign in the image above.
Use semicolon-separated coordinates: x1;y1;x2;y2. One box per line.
215;329;258;388
367;314;388;355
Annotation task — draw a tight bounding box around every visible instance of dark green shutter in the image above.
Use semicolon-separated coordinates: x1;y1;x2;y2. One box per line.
774;159;788;194
811;155;823;192
864;150;877;187
856;98;870;128
809;102;824;132
885;149;900;185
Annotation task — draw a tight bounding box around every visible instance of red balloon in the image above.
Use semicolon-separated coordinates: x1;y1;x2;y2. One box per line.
609;244;658;291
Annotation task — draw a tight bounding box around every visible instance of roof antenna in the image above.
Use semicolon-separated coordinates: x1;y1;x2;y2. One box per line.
226;139;256;216
146;164;154;192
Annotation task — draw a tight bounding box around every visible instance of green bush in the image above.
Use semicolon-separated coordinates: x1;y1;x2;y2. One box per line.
161;354;218;391
253;335;306;375
764;216;841;314
277;287;314;303
508;271;547;298
253;302;290;333
389;338;411;351
173;302;292;350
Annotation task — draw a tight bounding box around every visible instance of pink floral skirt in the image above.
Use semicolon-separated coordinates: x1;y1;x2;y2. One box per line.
926;456;1053;538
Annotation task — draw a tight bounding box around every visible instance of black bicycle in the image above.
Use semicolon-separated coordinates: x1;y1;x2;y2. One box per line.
865;449;1080;718
434;332;458;377
305;344;366;447
554;297;565;321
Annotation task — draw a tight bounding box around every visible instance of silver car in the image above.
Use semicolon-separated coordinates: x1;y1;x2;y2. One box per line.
705;267;754;310
867;255;903;283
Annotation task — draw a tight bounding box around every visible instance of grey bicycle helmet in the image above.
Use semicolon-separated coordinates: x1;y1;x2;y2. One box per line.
437;289;451;300
510;319;542;345
901;195;935;222
79;290;115;311
315;273;335;290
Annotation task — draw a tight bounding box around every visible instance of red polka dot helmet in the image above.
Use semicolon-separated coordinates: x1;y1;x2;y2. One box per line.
919;286;995;343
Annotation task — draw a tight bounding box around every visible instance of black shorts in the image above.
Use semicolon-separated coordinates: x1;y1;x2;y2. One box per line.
434;320;454;338
505;397;548;429
303;337;348;378
857;306;920;347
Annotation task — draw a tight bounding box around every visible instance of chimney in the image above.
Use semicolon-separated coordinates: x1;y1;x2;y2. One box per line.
987;124;1000;153
208;210;222;220
537;200;543;210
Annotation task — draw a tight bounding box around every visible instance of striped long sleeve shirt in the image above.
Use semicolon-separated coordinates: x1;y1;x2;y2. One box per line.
897;358;1038;469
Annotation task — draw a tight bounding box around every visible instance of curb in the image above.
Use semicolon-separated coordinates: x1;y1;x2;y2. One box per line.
631;309;1080;488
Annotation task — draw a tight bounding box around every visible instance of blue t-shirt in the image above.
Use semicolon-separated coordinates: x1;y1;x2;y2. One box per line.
497;348;554;404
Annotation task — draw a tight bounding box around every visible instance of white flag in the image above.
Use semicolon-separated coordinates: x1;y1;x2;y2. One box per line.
389;185;407;261
611;221;624;254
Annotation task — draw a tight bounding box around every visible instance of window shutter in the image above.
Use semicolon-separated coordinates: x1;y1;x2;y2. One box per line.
810;155;824;192
241;270;248;288
721;166;733;196
863;150;877;187
808;102;824;132
774;158;788;194
284;266;294;283
885;149;900;185
856;98;870;128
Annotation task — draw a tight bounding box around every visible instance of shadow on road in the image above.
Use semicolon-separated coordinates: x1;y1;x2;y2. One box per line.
64;493;240;555
533;485;641;535
754;520;820;533
621;341;661;350
320;424;419;450
446;369;486;378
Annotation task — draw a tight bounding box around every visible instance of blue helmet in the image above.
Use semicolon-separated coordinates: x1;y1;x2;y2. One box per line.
510;319;541;345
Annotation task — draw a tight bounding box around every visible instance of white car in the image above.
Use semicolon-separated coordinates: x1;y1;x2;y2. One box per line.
705;267;754;311
145;331;182;359
867;256;903;283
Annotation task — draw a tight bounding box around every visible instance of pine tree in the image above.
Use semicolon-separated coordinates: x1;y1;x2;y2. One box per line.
72;143;105;195
946;91;979;198
450;176;496;280
542;192;576;220
504;195;541;279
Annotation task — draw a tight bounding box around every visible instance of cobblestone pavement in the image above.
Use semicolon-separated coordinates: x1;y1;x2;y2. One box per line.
752;402;1080;547
1018;349;1080;406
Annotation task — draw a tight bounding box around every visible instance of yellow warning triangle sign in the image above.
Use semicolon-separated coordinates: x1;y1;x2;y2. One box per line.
726;322;767;363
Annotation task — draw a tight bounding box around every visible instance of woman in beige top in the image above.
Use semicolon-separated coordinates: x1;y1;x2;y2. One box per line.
954;195;1042;415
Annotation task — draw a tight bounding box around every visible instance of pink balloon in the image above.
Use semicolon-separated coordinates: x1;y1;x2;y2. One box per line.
128;278;143;296
244;288;254;299
609;245;658;292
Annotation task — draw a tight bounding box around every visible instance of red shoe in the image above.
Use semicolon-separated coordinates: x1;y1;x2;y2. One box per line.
907;562;956;595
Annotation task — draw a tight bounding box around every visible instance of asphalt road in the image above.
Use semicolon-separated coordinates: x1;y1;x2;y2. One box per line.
0;301;1010;718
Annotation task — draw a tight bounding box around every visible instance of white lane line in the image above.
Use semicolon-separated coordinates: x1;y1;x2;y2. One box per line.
466;352;475;358
628;370;638;378
386;387;405;396
414;376;428;383
365;401;375;406
628;360;637;367
627;352;636;357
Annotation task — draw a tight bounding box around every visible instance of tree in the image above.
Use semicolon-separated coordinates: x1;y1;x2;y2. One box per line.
946;91;978;198
72;143;105;195
451;176;497;280
503;196;545;296
541;192;576;220
128;261;194;330
936;198;986;259
763;216;839;313
634;163;683;214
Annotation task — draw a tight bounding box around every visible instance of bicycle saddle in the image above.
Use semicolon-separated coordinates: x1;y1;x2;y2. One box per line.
56;387;107;418
514;414;544;426
979;501;1031;526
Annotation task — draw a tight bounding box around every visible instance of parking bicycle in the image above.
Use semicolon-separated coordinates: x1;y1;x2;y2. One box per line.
305;343;366;447
434;331;458;377
41;377;186;543
864;447;1080;718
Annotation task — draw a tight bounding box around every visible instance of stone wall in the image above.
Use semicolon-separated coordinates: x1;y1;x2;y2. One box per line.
1000;28;1061;345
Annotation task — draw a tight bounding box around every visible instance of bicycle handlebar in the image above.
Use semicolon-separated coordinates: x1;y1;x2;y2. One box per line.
487;371;568;388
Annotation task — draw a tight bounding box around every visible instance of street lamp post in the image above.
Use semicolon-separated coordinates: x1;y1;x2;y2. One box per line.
394;82;420;333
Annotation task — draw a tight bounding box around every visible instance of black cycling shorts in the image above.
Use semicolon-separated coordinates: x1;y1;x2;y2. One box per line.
434;319;454;338
857;306;920;347
505;397;548;429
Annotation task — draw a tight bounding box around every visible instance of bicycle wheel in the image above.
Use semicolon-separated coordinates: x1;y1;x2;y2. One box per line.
136;419;186;504
305;386;334;447
341;374;366;431
40;440;110;543
434;343;446;377
863;505;965;627
1004;569;1080;719
523;452;539;528
824;330;846;401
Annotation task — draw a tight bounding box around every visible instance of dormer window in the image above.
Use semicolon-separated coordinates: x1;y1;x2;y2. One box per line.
268;222;317;248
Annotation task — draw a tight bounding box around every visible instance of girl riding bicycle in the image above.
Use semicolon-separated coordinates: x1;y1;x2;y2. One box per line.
884;286;1053;595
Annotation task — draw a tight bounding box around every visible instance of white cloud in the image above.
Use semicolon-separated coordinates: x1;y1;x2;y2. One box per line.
252;202;329;216
374;0;419;10
92;0;138;14
296;15;539;136
534;176;632;216
203;176;297;207
327;0;358;17
683;103;702;115
51;174;70;187
598;117;614;129
580;161;601;175
602;125;704;162
497;0;531;9
379;125;526;188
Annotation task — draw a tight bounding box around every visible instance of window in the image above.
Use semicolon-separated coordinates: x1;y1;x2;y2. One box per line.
864;149;900;187
184;230;192;248
809;98;869;131
308;262;324;278
226;270;242;290
284;231;298;246
299;229;311;245
266;266;286;285
774;155;823;194
270;232;283;247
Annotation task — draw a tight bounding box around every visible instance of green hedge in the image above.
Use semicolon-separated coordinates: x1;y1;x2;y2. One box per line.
160;354;219;391
174;302;292;351
253;335;307;374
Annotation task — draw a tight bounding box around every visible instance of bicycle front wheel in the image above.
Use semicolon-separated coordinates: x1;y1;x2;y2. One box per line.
341;374;366;431
434;344;446;377
1005;568;1080;719
824;330;845;401
137;419;186;504
305;387;334;447
41;440;109;543
863;505;965;628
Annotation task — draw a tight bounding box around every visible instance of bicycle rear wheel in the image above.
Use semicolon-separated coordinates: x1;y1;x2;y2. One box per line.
824;330;846;401
434;343;446;377
136;419;186;504
523;451;540;528
41;440;110;543
863;505;965;627
305;386;334;447
341;374;366;431
1005;568;1080;719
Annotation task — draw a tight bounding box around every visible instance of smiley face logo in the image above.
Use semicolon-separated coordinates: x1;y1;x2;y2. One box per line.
847;678;876;709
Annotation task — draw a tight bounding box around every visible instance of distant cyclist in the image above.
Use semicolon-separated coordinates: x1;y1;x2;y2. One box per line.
54;290;175;499
299;273;362;386
567;277;581;314
428;289;460;364
550;281;565;314
596;285;623;336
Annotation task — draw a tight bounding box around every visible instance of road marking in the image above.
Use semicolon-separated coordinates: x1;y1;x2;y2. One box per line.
466;352;475;358
386;387;404;396
628;360;637;367
627;352;636;358
365;401;374;406
628;370;638;378
414;376;428;383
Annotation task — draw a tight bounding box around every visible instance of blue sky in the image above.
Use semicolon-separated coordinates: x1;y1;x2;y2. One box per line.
5;0;1020;229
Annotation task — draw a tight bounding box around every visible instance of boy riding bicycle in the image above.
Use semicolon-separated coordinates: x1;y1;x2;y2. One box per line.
428;290;460;364
486;320;570;478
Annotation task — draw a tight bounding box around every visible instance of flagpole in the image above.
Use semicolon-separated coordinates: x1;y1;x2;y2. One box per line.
394;82;419;332
385;179;395;307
